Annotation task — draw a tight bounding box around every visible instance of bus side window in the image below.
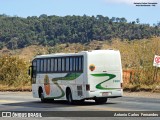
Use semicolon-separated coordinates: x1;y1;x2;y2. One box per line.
32;60;37;84
66;57;69;72
81;57;83;71
62;58;65;72
75;57;79;72
51;58;54;72
79;57;82;71
70;57;73;72
33;60;36;74
47;59;50;72
36;59;40;73
55;58;58;71
40;59;43;72
44;59;47;72
58;58;62;72
73;57;75;72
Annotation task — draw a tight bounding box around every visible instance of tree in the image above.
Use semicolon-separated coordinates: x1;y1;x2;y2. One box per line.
39;14;48;19
157;21;160;27
6;38;18;50
110;17;116;22
0;15;160;49
132;21;136;24
0;42;3;50
116;17;120;22
120;17;127;23
136;18;140;24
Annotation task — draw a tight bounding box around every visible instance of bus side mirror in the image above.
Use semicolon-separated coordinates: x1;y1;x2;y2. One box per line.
28;69;31;76
28;66;32;76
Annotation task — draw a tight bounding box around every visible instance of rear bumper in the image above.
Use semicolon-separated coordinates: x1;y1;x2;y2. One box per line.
85;89;123;99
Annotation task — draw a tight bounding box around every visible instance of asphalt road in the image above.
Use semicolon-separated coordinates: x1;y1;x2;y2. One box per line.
0;92;160;120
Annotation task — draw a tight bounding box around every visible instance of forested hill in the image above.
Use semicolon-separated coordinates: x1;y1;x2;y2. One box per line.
0;14;160;50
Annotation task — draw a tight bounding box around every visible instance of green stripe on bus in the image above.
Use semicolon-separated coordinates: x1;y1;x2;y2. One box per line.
91;73;118;90
50;72;82;98
52;73;82;81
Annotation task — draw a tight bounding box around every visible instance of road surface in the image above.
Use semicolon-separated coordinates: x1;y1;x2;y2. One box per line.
0;92;160;120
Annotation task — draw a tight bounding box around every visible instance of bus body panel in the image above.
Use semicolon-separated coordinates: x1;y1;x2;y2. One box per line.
86;50;123;98
32;84;39;98
32;72;86;100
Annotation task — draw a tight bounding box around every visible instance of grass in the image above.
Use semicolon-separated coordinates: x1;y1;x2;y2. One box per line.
123;83;160;92
0;84;31;91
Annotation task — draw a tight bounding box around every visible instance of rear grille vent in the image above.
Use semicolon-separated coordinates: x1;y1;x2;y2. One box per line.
77;86;83;96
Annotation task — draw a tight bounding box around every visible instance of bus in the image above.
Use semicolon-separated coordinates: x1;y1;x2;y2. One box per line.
29;50;123;104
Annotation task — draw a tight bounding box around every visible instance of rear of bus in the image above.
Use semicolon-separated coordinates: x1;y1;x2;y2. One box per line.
85;50;123;103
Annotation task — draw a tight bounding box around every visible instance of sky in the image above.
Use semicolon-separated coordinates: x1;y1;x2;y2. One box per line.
0;0;160;25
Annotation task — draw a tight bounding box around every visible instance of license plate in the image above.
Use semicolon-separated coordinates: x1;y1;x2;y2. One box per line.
102;92;108;96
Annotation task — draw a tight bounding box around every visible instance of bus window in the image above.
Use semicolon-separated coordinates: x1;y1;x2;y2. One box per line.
40;59;43;72
73;57;75;71
51;58;54;72
75;57;79;71
58;58;62;72
36;59;40;72
55;58;58;71
66;57;69;72
70;57;73;72
62;58;65;72
44;59;47;72
79;57;82;71
47;59;50;72
32;60;37;84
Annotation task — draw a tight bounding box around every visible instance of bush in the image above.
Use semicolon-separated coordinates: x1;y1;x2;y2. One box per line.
0;55;30;87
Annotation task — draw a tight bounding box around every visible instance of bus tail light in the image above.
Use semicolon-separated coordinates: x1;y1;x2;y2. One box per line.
121;83;123;88
86;84;90;91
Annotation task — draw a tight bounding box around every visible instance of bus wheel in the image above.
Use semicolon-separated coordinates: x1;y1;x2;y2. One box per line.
66;89;73;104
40;92;47;103
80;99;85;103
95;98;108;104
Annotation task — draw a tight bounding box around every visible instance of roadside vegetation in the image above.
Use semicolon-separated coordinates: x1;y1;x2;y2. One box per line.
1;14;160;91
0;55;31;91
0;37;160;92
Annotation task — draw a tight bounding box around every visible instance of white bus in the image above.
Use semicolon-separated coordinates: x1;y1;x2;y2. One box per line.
29;50;123;104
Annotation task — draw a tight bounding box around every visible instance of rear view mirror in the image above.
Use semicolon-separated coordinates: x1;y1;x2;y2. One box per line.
28;69;31;76
28;66;32;76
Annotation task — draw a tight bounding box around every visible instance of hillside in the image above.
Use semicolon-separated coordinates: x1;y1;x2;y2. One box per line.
0;14;160;50
1;37;160;67
0;37;160;91
0;13;160;91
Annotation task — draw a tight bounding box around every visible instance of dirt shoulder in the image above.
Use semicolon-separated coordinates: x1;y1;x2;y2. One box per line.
124;91;160;99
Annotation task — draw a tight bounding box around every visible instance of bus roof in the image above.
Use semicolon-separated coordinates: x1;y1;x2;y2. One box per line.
34;49;119;59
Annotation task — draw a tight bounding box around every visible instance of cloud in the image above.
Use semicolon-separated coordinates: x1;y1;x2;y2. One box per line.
104;0;159;5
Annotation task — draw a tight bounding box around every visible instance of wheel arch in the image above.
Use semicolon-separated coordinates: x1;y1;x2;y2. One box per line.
38;86;43;98
66;87;71;96
66;86;74;99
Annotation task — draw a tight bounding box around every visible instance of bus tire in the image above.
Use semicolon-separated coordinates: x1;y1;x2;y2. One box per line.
80;99;85;102
95;97;108;104
66;89;74;104
40;92;47;103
